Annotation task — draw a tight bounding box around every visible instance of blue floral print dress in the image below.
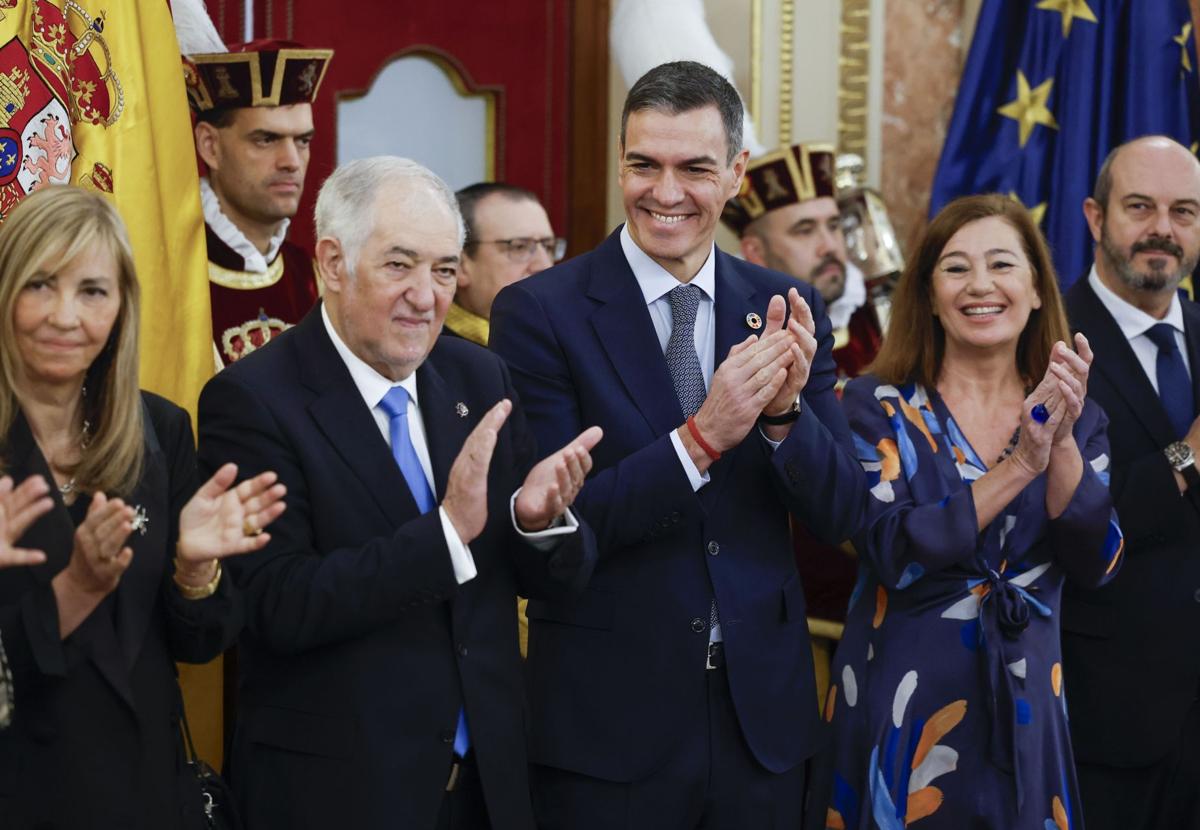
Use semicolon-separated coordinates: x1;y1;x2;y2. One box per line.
826;376;1124;830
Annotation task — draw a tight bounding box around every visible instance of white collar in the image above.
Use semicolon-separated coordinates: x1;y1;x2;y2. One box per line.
321;303;420;412
1087;263;1185;339
619;223;717;304
201;177;290;273
826;261;867;330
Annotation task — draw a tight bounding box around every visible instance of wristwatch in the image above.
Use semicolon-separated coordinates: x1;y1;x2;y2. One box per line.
760;399;801;426
1164;441;1200;490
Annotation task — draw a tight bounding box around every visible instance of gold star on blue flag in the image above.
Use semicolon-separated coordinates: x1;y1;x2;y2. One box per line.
1036;0;1097;38
998;71;1059;147
932;0;1200;289
1009;192;1048;227
1175;22;1193;72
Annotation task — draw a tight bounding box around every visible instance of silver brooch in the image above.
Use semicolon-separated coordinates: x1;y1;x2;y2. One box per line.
455;402;469;418
130;505;149;536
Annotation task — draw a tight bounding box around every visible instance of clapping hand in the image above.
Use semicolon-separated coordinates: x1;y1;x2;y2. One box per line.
64;493;137;595
760;288;817;417
1009;369;1069;477
0;474;52;568
515;426;604;531
443;400;513;544
175;464;287;582
692;330;794;454
1046;334;1092;447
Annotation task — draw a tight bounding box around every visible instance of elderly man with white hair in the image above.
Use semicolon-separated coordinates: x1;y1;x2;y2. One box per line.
198;156;602;830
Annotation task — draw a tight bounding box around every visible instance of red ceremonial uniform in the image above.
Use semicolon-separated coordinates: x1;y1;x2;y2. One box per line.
207;224;320;367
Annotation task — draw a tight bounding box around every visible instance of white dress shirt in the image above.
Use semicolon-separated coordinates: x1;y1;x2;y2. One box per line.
321;306;577;585
619;225;785;493
620;225;716;491
322;305;478;583
1088;265;1191;392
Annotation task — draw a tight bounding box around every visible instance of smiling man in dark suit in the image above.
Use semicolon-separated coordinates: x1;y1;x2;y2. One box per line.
1063;135;1200;830
490;61;865;829
197;156;601;830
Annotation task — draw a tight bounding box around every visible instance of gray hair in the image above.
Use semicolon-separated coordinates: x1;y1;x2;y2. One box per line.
314;156;466;271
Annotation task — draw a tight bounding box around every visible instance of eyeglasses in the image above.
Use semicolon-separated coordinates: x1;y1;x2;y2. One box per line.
472;237;567;264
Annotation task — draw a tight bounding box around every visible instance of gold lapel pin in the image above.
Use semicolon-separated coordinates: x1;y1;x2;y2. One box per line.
455;402;469;418
746;312;763;330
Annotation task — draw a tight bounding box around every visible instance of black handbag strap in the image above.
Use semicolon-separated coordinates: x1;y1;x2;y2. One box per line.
179;693;201;764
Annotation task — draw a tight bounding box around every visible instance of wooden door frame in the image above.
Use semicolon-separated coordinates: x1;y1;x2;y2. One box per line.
568;0;612;256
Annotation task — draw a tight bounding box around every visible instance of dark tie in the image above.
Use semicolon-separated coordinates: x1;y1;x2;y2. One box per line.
378;386;470;756
664;284;721;642
665;284;707;417
1144;323;1195;439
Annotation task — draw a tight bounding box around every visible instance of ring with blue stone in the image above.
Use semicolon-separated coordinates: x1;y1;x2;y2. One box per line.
1030;403;1050;424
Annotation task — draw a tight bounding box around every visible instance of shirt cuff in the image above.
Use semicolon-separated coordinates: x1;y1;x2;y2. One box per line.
439;505;478;584
509;489;579;552
758;425;784;451
670;428;711;492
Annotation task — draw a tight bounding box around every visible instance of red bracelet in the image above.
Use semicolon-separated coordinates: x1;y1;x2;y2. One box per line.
686;416;721;461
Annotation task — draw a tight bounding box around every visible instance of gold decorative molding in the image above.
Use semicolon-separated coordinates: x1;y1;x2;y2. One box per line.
838;0;871;166
779;0;795;144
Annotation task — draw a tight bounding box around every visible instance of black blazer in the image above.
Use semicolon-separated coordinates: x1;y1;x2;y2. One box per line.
489;228;866;782
196;309;596;830
1062;277;1200;767
0;393;241;830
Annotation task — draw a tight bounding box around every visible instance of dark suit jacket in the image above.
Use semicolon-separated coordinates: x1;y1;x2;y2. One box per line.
0;393;240;830
197;308;596;830
1062;277;1200;767
489;228;866;782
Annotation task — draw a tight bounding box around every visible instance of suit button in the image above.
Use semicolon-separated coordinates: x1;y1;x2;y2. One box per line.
456;643;468;657
1193;588;1200;604
707;541;720;556
440;729;456;743
690;617;705;633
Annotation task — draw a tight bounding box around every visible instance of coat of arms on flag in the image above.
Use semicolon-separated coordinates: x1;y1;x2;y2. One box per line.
0;0;123;217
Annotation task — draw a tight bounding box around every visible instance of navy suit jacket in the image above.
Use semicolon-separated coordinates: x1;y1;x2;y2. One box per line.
490;228;865;781
1062;277;1200;767
197;309;596;830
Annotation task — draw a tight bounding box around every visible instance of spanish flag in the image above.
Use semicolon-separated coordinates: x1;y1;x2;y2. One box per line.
0;0;211;414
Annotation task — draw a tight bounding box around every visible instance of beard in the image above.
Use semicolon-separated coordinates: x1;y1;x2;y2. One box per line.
807;254;847;304
1099;224;1198;294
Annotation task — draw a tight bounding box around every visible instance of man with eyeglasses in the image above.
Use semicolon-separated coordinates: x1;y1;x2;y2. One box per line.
446;183;565;347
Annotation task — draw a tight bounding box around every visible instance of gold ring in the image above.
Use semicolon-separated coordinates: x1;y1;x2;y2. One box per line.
242;517;263;537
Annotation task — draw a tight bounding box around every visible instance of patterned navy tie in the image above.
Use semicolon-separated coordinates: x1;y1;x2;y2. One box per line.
378;386;470;756
665;284;707;417
1145;323;1195;439
664;284;721;642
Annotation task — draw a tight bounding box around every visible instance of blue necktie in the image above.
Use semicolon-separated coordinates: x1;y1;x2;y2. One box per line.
378;386;435;514
664;285;721;642
378;386;470;756
1144;323;1195;439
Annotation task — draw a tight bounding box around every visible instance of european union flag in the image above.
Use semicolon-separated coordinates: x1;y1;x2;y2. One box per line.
930;0;1200;288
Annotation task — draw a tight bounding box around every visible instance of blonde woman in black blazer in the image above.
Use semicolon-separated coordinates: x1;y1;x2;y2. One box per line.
0;187;286;829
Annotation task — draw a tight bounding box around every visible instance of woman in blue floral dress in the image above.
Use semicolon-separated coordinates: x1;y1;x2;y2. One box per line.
826;195;1124;830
